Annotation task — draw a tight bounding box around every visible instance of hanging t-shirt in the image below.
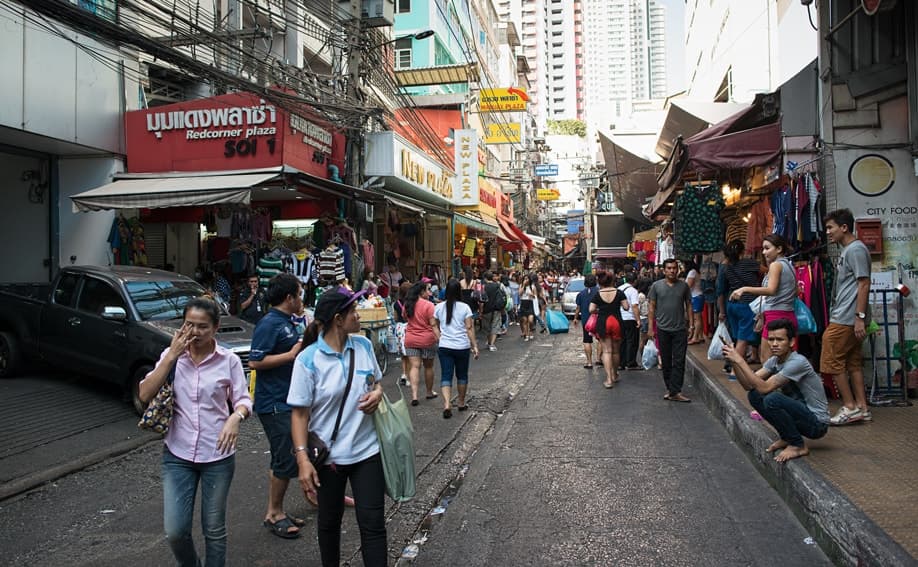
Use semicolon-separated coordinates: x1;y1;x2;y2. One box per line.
673;184;725;254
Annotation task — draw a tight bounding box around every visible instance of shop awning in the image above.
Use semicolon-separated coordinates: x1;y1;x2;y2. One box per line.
70;171;281;212
655;100;748;158
647;93;782;219
597;131;664;223
454;212;499;234
497;217;533;251
385;195;427;216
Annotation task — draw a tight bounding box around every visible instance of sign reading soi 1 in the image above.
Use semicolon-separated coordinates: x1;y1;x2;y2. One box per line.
534;164;559;176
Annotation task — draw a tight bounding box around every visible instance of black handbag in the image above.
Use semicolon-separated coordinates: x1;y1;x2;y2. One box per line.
304;349;355;467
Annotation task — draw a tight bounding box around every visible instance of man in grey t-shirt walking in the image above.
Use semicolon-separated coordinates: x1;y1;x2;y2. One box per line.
648;259;693;402
724;318;829;462
820;209;872;425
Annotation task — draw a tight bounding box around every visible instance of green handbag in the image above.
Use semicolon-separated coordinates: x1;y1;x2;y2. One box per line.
373;384;416;502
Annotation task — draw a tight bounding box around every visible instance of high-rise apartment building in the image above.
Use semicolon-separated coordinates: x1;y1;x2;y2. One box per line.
496;0;586;129
581;0;667;133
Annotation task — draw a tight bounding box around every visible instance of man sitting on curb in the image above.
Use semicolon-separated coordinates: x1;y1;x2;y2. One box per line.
723;318;830;462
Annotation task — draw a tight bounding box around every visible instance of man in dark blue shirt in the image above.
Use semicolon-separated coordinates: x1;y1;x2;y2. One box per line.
249;273;306;539
574;274;602;368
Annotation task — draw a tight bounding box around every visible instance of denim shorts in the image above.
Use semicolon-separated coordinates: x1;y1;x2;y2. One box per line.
691;295;704;313
257;410;298;479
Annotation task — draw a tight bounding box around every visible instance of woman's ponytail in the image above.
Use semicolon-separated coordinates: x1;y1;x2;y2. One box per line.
302;320;323;347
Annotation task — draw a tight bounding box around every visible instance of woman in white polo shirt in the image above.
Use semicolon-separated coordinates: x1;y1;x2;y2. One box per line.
288;288;386;567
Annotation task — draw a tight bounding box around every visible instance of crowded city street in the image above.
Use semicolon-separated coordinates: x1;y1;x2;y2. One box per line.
1;323;834;566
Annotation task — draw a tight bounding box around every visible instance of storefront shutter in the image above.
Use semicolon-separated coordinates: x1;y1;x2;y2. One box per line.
144;222;166;269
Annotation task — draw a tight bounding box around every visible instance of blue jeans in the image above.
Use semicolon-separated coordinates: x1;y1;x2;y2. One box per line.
748;390;829;447
162;448;235;567
438;347;471;386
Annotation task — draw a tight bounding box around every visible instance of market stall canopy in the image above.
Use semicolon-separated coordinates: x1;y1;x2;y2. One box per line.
454;212;499;234
597;131;664;223
70;170;280;212
497;217;532;251
655;100;748;158
647;92;781;219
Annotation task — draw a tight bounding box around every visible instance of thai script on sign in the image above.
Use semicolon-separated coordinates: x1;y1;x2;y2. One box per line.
145;100;278;140
401;149;453;199
290;114;333;154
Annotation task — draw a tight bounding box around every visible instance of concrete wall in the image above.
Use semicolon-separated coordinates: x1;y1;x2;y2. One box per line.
57;157;123;269
0;152;51;282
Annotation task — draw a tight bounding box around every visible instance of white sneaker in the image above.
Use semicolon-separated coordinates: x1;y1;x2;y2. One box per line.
398;375;408;386
860;409;873;422
488;345;497;351
829;406;863;425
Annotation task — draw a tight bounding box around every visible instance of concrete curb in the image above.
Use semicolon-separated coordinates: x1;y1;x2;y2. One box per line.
0;435;159;502
685;351;914;567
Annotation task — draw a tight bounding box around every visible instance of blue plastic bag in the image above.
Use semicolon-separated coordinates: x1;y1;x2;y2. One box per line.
795;298;817;335
546;309;569;334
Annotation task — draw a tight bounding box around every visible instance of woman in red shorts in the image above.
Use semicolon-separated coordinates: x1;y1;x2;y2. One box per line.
590;271;630;389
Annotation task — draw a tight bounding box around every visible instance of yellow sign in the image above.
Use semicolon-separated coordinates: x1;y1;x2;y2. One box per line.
537;188;560;201
479;87;529;112
484;123;521;144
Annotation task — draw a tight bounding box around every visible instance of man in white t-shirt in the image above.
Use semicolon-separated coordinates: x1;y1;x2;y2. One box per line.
617;272;641;370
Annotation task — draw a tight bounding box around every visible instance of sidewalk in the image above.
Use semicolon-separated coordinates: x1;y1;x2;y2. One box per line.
684;342;917;566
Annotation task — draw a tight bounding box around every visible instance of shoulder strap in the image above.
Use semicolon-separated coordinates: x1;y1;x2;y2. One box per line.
330;348;355;445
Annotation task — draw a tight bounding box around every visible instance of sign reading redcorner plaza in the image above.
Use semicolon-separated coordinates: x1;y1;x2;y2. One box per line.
125;92;344;176
479;88;529;112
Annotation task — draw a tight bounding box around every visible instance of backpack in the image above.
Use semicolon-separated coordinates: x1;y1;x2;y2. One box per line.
484;282;506;313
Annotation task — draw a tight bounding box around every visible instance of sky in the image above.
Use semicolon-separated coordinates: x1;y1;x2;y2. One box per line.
660;0;686;95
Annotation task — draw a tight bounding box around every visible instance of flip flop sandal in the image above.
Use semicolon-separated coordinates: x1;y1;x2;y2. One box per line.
583;364;593;369
457;405;469;411
426;393;438;399
287;514;307;527
264;517;301;539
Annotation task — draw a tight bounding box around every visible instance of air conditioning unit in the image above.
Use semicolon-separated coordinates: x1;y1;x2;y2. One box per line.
339;0;394;28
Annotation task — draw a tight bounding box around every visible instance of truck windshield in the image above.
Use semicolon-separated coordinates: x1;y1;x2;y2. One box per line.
125;281;212;321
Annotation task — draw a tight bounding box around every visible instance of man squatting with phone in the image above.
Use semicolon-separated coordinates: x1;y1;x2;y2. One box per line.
723;318;830;462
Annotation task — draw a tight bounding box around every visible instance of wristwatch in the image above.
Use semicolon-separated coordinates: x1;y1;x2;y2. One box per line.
856;312;866;320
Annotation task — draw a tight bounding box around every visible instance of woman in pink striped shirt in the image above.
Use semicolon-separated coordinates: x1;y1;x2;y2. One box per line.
139;297;252;567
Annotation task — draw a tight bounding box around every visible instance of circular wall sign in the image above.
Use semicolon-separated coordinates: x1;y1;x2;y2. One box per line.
848;153;895;197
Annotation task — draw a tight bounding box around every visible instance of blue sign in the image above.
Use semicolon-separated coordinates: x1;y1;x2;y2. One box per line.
534;164;559;176
566;210;584;235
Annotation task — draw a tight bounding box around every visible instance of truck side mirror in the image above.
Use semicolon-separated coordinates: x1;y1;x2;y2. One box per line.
101;306;127;321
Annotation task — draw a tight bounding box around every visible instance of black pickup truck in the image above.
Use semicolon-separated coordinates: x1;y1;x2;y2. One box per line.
0;266;254;414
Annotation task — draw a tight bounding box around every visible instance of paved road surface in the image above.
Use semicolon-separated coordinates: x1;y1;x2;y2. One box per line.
0;324;829;566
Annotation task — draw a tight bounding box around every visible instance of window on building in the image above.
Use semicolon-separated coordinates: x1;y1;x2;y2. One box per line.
395;38;412;69
397;0;410;13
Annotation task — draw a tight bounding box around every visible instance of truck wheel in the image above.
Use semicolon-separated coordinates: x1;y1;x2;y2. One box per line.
0;332;21;378
129;364;153;416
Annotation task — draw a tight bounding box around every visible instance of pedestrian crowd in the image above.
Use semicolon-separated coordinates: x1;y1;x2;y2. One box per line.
136;209;871;566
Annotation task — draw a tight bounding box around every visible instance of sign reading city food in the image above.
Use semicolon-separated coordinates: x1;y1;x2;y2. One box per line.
484;122;521;144
537;188;560;201
479;87;529;112
534;164;559;176
453;129;479;206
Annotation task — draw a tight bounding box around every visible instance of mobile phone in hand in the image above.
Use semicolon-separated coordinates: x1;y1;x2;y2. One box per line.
719;333;733;348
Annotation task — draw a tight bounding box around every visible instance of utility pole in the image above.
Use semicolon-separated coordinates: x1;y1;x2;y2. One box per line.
345;0;364;188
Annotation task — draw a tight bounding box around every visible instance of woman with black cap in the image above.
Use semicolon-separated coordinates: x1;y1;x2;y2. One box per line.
288;287;387;567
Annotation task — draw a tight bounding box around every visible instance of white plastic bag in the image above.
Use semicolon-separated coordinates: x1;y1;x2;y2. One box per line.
642;340;659;370
707;321;733;360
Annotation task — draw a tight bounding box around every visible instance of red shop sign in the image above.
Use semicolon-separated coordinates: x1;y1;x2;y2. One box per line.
125;92;346;178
